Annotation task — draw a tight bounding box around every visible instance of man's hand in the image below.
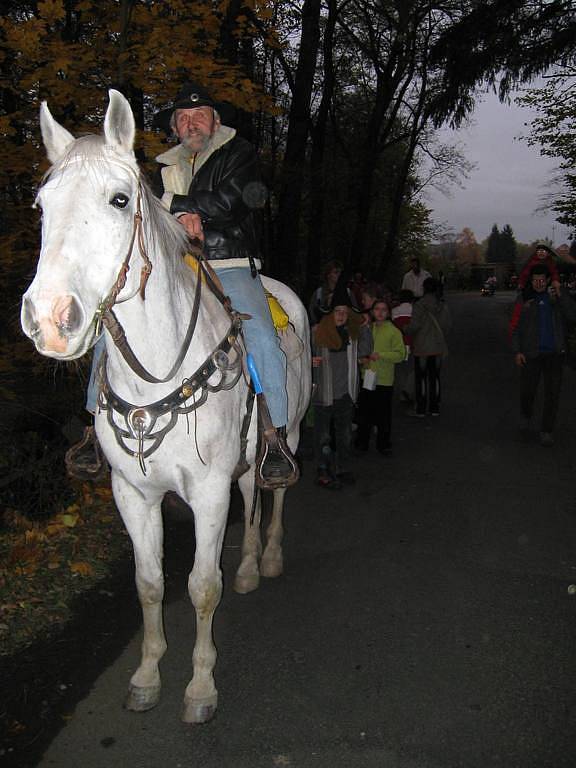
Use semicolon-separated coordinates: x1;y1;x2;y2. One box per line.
178;213;204;241
515;352;526;367
312;356;322;368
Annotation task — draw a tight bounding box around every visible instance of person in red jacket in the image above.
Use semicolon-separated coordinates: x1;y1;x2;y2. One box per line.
518;244;560;291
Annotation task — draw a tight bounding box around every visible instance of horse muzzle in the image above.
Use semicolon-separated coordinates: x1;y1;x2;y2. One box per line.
21;293;89;357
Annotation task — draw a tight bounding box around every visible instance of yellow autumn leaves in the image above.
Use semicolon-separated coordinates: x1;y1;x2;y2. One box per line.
0;481;129;657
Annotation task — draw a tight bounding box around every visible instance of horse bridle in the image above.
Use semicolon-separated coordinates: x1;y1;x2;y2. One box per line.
94;176;234;384
92;173;245;472
95;183;152;316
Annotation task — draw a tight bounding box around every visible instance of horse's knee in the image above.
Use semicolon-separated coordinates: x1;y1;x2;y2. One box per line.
135;574;164;604
188;574;222;619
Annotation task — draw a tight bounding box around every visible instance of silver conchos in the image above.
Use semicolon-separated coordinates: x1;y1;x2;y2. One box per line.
128;407;152;438
213;349;230;370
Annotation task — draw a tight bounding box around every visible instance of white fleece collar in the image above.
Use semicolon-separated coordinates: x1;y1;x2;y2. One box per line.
156;124;236;168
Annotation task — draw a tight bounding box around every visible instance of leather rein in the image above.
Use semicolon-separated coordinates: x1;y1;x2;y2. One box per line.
94;178;245;472
94;183;206;384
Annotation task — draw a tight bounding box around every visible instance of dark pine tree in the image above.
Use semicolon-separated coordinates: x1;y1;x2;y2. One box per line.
486;224;502;262
500;224;517;266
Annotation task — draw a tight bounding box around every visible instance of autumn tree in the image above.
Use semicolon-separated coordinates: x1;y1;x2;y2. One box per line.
455;227;482;265
0;0;277;342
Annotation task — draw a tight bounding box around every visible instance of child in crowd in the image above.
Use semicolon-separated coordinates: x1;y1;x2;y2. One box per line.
518;244;561;292
308;260;343;326
355;300;406;454
391;289;414;403
312;281;372;490
360;282;378;316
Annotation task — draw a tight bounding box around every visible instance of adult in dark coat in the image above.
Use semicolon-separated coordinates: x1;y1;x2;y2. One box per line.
511;264;576;445
404;277;451;417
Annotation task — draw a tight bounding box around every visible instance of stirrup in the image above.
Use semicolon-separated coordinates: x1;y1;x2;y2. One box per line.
244;353;298;489
65;425;107;481
255;427;300;490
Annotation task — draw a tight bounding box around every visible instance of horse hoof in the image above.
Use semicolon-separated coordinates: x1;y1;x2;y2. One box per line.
125;684;161;712
260;557;283;579
233;572;260;594
182;694;218;724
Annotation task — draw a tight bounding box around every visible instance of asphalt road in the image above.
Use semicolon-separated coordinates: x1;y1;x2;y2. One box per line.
24;292;576;767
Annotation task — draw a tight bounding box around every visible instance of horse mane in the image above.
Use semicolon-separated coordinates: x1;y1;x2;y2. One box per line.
42;135;192;295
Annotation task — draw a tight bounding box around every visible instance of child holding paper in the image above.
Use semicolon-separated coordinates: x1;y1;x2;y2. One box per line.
355;300;406;454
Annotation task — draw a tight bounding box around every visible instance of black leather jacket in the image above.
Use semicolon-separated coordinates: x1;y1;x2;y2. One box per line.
155;135;264;264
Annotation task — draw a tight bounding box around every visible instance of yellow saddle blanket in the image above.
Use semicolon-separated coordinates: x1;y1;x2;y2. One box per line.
184;254;289;332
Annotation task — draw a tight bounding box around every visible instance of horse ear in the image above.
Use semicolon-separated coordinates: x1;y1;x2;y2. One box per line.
104;89;135;154
40;102;75;164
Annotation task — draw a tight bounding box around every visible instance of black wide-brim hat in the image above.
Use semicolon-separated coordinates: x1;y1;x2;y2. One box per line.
317;271;362;315
153;81;234;133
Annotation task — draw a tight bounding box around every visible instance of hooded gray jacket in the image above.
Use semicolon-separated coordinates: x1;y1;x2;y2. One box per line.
405;294;451;357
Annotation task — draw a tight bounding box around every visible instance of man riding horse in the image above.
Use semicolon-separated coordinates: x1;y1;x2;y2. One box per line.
71;82;297;488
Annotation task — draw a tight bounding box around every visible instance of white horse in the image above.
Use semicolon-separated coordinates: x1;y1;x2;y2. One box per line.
21;90;311;723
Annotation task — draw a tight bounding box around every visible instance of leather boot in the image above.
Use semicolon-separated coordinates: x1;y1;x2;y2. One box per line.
256;426;300;490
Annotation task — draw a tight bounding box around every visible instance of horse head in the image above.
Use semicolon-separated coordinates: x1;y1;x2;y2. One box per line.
21;90;143;359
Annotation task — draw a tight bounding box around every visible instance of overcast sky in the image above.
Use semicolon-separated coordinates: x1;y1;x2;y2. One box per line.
424;89;572;247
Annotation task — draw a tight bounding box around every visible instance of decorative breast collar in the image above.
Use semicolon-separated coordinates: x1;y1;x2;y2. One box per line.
97;315;244;474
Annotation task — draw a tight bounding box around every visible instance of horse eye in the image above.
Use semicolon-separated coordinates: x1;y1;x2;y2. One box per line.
110;193;130;209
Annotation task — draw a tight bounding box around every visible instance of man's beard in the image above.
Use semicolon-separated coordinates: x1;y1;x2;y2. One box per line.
182;131;211;153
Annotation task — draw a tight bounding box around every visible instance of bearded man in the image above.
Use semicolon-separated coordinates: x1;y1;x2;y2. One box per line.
151;82;296;487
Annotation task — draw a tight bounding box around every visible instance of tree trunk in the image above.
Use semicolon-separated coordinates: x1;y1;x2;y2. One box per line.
379;66;429;278
274;0;321;288
306;0;337;292
350;77;392;273
219;0;255;142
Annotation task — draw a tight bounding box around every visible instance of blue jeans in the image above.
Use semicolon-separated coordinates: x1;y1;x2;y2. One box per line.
216;267;288;427
86;335;105;415
86;269;289;427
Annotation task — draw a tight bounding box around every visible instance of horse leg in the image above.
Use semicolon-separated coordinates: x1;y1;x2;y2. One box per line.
234;468;262;594
261;424;298;578
260;487;286;578
182;481;229;724
112;475;166;712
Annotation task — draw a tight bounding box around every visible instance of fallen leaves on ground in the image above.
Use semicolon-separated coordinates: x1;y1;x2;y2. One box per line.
0;480;131;657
